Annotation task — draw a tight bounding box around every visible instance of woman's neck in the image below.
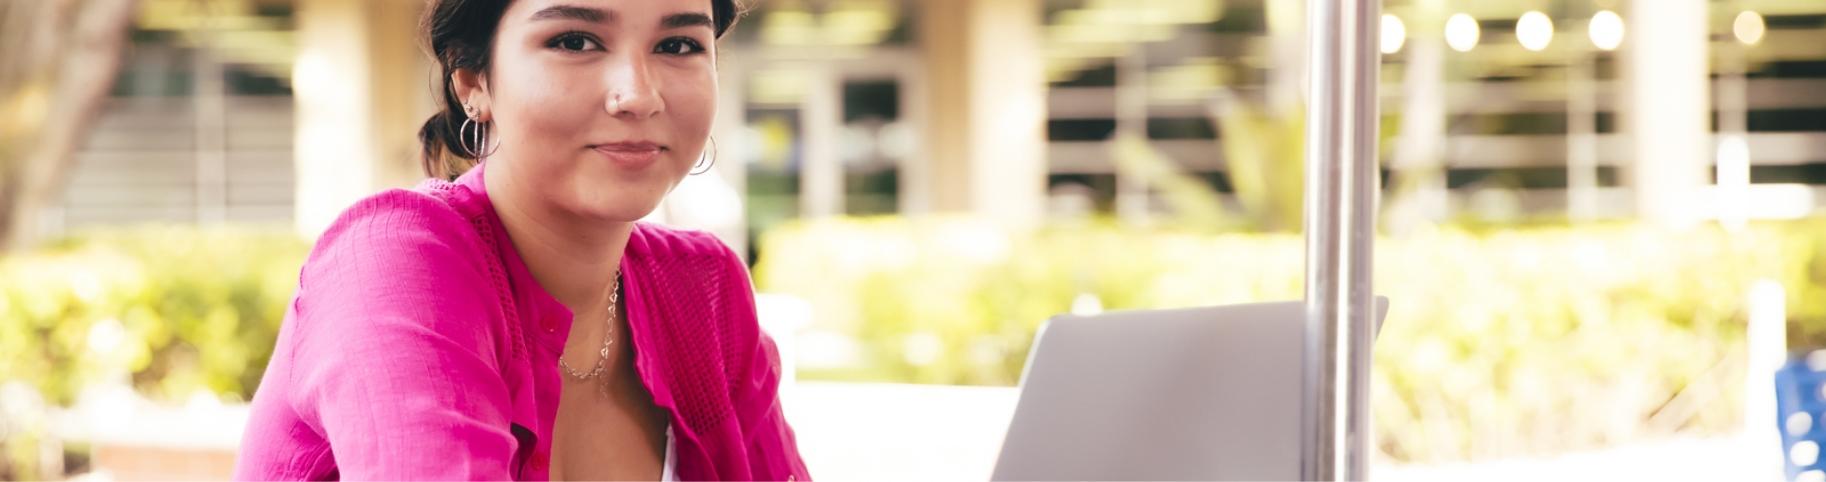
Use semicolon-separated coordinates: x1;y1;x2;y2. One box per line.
483;160;631;317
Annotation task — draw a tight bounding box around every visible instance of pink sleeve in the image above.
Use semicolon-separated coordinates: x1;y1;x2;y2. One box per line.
741;333;814;481
712;237;814;481
286;191;518;480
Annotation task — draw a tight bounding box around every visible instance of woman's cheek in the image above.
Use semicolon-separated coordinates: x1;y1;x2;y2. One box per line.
670;72;718;129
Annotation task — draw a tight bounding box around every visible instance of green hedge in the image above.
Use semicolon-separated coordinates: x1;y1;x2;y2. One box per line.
755;217;1824;462
1;226;306;406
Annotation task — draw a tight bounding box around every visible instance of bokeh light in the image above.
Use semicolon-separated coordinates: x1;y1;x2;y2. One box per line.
1517;11;1554;51
1381;14;1406;55
1446;13;1480;52
1589;10;1625;51
1735;10;1766;45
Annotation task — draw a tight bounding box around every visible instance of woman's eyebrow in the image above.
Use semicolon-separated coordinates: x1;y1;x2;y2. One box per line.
661;12;714;30
529;5;610;23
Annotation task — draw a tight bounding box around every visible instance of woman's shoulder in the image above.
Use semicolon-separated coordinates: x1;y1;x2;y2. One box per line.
627;223;753;301
628;222;752;290
626;222;758;333
309;187;485;265
280;187;512;396
298;187;496;312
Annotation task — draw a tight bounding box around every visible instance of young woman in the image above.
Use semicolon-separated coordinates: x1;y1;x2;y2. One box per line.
233;0;810;479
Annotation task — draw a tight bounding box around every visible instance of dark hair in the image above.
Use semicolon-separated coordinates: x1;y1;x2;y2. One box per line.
417;0;744;180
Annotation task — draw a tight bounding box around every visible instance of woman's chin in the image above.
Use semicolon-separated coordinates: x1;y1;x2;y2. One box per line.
563;194;665;225
548;172;684;225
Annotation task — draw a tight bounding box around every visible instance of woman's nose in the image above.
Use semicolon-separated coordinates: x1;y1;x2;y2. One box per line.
604;53;663;119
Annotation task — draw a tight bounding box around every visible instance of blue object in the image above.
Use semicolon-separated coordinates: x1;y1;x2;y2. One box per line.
1776;351;1826;482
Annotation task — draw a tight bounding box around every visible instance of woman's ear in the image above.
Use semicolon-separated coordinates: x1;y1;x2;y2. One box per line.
451;68;493;122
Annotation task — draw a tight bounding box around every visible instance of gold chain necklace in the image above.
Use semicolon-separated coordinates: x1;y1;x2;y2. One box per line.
558;270;620;381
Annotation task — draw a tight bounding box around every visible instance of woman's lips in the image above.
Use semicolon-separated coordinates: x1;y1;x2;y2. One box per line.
591;142;664;168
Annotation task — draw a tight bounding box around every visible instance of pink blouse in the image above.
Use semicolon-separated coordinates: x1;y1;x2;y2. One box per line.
233;163;811;480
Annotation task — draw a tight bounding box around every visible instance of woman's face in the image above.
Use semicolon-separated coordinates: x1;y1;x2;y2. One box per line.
469;0;717;223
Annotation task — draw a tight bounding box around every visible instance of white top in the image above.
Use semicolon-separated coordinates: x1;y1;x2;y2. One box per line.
662;424;678;482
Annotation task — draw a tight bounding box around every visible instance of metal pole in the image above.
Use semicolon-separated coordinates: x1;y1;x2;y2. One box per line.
1301;0;1380;480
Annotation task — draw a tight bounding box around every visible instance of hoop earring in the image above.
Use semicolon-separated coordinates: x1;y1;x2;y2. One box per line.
477;121;497;160
458;116;479;158
690;137;717;175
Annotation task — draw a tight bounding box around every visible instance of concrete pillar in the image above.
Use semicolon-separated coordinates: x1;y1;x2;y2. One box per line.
918;0;1047;223
293;0;431;237
193;25;227;225
1621;0;1710;226
800;67;843;219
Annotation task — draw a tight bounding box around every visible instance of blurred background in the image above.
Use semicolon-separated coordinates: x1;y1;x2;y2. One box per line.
3;0;1825;480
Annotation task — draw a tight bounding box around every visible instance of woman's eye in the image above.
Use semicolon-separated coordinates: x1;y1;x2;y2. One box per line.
547;33;602;52
654;37;706;56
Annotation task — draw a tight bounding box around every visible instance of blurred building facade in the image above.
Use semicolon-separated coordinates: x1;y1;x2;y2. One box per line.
41;0;1826;247
19;0;1826;478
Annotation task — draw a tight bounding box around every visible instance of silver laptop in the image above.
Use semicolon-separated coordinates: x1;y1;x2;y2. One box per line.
991;298;1390;481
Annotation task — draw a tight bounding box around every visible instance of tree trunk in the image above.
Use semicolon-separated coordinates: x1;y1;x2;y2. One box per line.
0;0;141;251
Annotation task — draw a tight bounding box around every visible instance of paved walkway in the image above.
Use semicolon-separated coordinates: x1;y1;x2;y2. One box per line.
785;382;1785;481
49;380;1786;480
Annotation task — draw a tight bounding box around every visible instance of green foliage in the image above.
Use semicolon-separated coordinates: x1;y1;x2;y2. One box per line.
1212;101;1307;232
1;225;307;406
2;219;1819;465
1108;133;1233;228
757;217;1819;462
